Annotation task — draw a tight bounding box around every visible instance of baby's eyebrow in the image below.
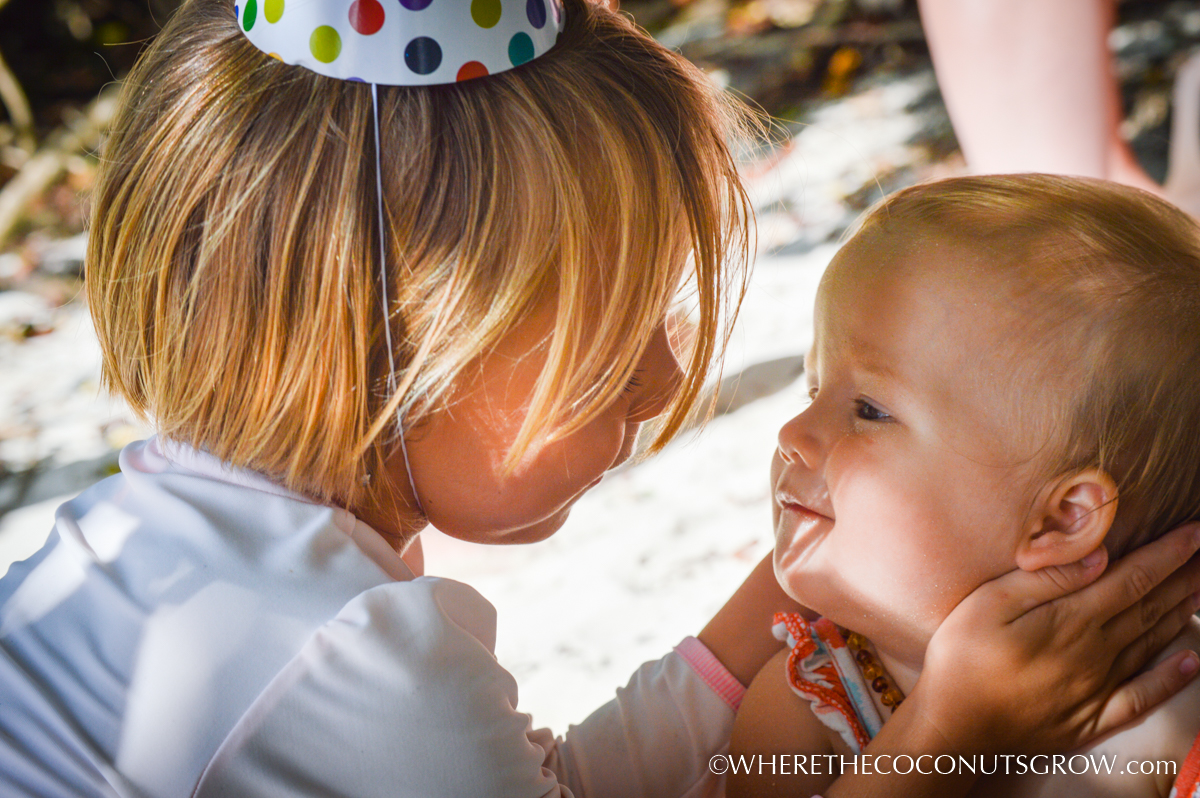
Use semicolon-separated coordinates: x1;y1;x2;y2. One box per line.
856;358;900;382
809;331;910;392
844;340;907;391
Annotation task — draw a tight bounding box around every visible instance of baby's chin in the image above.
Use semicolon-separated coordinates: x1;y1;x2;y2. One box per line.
772;543;909;636
772;543;843;619
772;510;835;593
775;567;924;652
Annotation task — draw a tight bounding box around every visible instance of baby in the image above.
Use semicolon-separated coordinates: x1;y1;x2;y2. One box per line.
729;174;1200;798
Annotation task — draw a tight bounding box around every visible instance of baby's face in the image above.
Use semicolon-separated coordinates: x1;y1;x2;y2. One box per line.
772;230;1053;659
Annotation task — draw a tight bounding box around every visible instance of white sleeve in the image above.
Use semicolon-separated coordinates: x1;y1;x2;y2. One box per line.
191;578;740;798
543;636;742;798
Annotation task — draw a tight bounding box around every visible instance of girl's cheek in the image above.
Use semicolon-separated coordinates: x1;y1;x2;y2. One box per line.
552;412;627;485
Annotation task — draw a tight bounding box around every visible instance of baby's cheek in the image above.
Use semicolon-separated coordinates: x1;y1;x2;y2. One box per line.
830;473;954;594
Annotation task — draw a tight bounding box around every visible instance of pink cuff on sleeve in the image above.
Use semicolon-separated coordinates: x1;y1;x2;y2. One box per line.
674;635;747;712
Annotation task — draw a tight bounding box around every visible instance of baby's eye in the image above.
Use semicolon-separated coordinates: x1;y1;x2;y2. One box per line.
854;399;891;422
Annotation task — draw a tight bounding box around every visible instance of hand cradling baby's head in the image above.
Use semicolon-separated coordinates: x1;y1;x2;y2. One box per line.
772;174;1200;654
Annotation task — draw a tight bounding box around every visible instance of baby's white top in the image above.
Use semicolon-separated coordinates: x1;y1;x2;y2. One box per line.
0;437;739;797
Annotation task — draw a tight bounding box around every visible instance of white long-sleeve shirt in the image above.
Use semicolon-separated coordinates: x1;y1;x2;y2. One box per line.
0;438;744;797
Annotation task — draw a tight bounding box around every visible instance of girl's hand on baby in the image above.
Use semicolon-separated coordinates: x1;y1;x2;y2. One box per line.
913;522;1200;756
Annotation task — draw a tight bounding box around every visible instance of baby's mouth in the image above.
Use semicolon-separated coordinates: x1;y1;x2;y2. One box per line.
775;489;833;521
772;484;835;581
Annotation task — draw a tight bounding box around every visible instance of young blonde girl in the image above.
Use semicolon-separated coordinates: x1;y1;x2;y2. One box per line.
731;174;1200;798
0;2;1197;796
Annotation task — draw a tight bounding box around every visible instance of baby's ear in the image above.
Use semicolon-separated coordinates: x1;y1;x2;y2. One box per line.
1016;469;1118;572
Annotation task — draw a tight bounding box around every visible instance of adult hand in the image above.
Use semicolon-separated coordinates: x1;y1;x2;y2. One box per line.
914;522;1200;756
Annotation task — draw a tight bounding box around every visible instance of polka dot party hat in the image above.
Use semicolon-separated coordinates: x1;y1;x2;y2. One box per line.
238;0;565;85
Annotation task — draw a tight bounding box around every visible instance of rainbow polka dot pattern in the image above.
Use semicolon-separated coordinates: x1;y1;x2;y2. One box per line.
239;0;564;85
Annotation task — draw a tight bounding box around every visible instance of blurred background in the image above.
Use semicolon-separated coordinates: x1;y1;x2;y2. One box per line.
2;0;1199;731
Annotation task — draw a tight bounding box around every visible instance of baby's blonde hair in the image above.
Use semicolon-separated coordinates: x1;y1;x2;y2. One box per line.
87;0;755;507
852;174;1200;556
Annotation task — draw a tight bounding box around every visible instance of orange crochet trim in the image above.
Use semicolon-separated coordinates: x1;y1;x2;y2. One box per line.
1175;730;1200;798
774;611;871;752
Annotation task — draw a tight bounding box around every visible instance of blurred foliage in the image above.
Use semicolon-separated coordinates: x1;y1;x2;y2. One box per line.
1;0;1197;130
0;0;1198;249
0;0;180;131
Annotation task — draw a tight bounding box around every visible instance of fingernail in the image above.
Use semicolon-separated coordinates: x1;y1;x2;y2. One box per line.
1191;590;1200;612
1081;549;1105;568
1180;652;1199;676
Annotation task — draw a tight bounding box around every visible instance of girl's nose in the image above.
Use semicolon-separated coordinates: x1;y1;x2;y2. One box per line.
627;324;684;423
776;405;824;469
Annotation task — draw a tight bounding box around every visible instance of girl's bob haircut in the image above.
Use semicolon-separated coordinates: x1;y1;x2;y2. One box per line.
88;0;755;508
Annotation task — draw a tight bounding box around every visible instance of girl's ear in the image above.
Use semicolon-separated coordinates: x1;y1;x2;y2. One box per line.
1016;469;1118;572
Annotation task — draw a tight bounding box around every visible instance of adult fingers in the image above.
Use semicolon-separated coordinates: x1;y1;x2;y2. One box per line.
1104;551;1200;649
1089;649;1200;739
970;546;1108;623
1065;523;1200;625
1108;590;1200;688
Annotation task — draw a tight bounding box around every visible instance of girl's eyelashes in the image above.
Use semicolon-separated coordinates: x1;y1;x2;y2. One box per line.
623;371;644;395
854;398;892;422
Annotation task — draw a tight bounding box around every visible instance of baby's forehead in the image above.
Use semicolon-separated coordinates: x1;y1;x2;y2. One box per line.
815;225;1076;441
819;225;1018;309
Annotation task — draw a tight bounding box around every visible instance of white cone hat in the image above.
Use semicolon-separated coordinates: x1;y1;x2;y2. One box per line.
238;0;565;85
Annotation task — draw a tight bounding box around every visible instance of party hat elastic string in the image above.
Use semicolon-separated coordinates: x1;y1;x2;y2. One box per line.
238;0;565;518
371;83;425;516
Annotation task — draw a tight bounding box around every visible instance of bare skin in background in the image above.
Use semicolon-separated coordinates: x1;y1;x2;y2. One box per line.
919;0;1200;216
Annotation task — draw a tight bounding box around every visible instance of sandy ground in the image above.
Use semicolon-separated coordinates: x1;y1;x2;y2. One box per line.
0;67;957;733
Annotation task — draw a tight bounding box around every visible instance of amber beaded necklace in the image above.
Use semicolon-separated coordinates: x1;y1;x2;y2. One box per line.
844;631;904;710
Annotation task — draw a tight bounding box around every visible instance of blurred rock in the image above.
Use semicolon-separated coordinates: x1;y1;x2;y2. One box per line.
729;0;822;35
0;290;53;340
855;0;903;12
656;0;729;49
1171;2;1200;37
0;252;25;283
713;355;806;415
1111;19;1175;60
29;232;86;277
0;450;118;515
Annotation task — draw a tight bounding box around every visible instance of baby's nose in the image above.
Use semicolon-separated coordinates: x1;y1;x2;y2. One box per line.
776;407;824;469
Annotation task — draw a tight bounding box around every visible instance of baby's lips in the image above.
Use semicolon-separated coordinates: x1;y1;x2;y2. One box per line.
773;484;834;520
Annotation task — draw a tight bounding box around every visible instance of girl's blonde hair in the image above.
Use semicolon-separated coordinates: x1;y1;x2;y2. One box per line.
88;0;755;508
851;174;1200;556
